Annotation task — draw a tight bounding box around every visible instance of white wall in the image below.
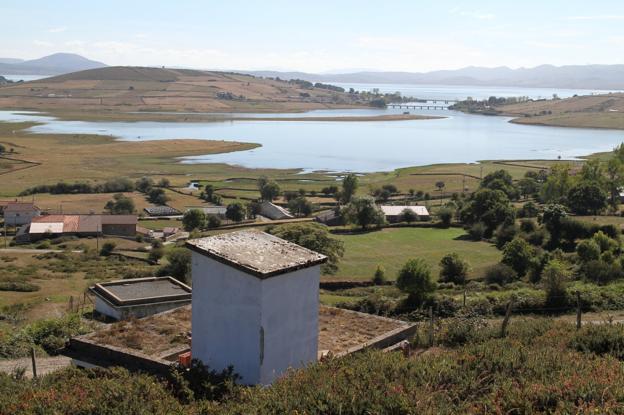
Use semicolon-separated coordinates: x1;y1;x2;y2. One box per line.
191;252;263;384
191;252;319;385
259;265;319;384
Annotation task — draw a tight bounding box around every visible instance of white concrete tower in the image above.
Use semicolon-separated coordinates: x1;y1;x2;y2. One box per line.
186;230;327;385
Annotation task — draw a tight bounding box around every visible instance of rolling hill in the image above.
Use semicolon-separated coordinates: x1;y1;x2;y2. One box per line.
0;66;363;114
0;53;107;75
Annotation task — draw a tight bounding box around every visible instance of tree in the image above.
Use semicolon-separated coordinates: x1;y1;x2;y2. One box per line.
540;164;572;203
501;237;534;276
158;178;171;188
439;253;470;285
225;202;245;222
437;207;453;228
459;189;515;236
0;144;5;154
484;263;517;285
567;181;607;215
396;258;435;306
182;209;206;231
135;177;154;193
342;196;385;229
340;174;358;204
518;177;539;199
104;193;135;214
260;181;281;201
540;204;567;246
287;197;313;217
576;239;600;263
480;170;519;199
543;260;569;307
400;208;418;224
159;248;192;283
148;188;169;205
606;157;624;210
435;181;445;193
148;247;165;263
372;265;386;285
266;223;344;274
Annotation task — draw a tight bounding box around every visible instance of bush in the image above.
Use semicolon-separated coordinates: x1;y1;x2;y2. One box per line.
576;239;601;263
99;242;116;257
494;224;517;249
570;324;624;360
207;214;221;229
581;259;624;284
438;253;470;285
484;263;517;285
437;208;453;228
182;209;206;231
519;218;537;233
542;260;569;308
148;247;165;263
372;265;386;285
0;281;40;292
468;222;486;241
396;258;435;306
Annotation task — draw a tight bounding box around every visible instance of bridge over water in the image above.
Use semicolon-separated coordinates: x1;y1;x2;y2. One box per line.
388;99;460;110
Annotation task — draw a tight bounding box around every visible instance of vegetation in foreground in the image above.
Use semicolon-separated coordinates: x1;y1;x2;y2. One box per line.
4;319;624;413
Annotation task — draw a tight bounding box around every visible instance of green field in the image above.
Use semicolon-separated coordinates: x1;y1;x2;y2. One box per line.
328;227;501;281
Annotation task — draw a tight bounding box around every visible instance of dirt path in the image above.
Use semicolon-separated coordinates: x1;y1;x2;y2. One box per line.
0;355;72;378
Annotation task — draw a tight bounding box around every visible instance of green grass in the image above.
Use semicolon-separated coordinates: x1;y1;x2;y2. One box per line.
329;227;501;281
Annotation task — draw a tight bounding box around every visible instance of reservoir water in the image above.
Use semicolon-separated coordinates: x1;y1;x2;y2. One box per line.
0;105;622;173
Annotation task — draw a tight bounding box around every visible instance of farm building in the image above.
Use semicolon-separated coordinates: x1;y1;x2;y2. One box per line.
144;206;181;217
2;202;41;226
28;214;137;240
90;276;192;320
315;209;343;226
380;205;430;222
186;230;326;385
259;201;294;220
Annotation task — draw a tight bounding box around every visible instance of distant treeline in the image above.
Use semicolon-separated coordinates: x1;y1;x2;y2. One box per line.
19;178;135;196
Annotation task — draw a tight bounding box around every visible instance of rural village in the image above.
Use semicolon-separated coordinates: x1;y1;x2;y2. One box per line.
3;1;624;414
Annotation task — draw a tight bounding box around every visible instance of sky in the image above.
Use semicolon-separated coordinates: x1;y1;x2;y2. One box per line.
2;0;624;73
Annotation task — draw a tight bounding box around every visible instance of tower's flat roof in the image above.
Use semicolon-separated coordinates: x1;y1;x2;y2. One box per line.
186;230;327;279
90;277;191;307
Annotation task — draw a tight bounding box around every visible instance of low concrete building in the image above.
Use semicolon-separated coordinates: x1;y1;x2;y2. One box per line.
90;277;192;320
144;206;181;217
186;230;327;385
186;206;227;218
259;201;294;220
380;205;430;223
3;202;40;226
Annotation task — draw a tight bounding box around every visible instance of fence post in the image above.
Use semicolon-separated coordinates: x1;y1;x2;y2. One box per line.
68;295;74;313
576;291;582;330
500;299;514;338
427;306;434;347
463;290;466;307
30;347;37;379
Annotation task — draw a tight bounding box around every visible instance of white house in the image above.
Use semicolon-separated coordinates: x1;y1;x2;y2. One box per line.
186;230;326;385
380;205;430;222
3;202;41;226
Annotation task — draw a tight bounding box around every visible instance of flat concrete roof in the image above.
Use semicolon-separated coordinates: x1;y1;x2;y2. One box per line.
90;277;191;307
186;230;327;279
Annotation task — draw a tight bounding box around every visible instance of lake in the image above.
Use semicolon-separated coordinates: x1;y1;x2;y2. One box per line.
0;74;52;82
1;107;622;173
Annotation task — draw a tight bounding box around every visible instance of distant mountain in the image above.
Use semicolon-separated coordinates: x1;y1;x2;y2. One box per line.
242;65;624;90
0;53;107;75
0;58;24;64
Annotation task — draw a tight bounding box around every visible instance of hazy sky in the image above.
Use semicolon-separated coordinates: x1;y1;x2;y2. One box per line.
2;0;624;72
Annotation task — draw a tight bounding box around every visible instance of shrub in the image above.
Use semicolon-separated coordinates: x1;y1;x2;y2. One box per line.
438;253;470;285
570;324;624;360
99;242;116;257
182;209;206;231
519;218;537;233
148;247;165;263
542;260;569;308
468;222;486;241
576;239;601;263
372;265;386;285
494;224;517;249
225;202;245;222
396;258;435;306
581;260;624;284
592;230;618;253
484;263;517;285
207;214;221;228
0;281;40;292
437;208;453;228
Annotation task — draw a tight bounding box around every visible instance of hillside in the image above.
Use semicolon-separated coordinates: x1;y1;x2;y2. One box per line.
0;66;365;114
0;53;106;75
245;64;624;90
495;93;624;129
